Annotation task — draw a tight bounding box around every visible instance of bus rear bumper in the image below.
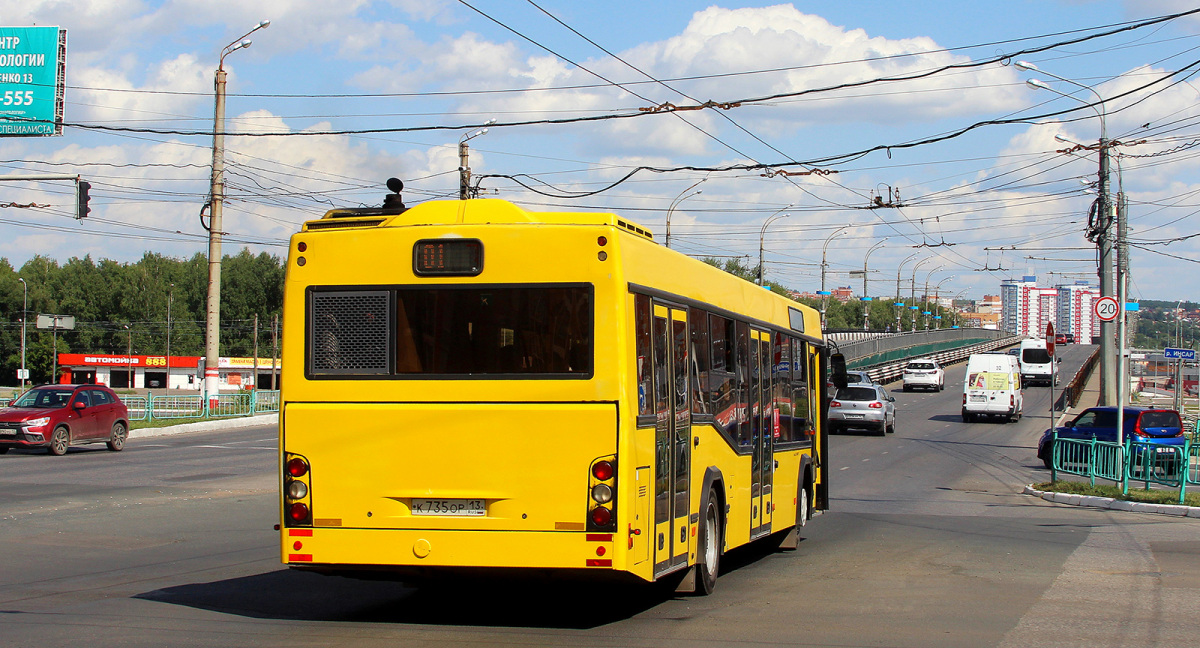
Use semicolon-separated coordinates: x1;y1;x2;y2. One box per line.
280;526;649;580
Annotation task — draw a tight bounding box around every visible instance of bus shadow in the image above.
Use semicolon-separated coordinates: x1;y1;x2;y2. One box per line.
136;569;672;628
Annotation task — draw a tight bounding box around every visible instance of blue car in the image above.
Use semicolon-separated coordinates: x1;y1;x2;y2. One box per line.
1037;406;1185;470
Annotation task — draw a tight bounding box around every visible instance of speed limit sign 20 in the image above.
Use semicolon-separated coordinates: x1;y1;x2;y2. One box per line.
1094;296;1119;322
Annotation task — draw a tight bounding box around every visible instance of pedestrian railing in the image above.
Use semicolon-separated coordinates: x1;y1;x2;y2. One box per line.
1049;432;1199;504
118;390;280;423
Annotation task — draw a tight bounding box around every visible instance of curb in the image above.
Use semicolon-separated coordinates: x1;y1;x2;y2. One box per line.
1023;484;1200;518
129;413;278;439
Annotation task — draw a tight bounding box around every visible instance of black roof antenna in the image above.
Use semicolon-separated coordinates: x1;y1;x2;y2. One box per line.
382;178;406;214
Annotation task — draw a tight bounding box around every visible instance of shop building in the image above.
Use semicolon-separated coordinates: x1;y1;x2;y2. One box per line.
55;353;280;390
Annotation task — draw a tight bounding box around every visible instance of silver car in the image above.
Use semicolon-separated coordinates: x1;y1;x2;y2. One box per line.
828;384;896;436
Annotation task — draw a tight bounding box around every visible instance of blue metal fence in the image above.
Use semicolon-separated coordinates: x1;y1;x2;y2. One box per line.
118;390;279;423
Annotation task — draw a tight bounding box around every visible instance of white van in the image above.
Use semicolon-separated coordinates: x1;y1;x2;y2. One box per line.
962;353;1023;423
1018;338;1059;386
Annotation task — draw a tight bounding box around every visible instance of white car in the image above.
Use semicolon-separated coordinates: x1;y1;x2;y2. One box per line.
902;358;944;392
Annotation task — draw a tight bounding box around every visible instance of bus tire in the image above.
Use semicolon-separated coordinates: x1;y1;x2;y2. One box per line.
696;489;721;595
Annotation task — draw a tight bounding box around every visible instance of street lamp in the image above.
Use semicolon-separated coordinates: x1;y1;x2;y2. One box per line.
205;18;270;410
895;253;919;333
18;277;26;388
459;118;496;200
910;258;932;332
931;276;955;330
665;179;705;249
757;206;792;286
820;225;850;293
861;239;888;330
922;266;946;330
1018;60;1116;406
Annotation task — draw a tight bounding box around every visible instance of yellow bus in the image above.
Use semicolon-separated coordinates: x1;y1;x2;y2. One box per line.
278;188;829;594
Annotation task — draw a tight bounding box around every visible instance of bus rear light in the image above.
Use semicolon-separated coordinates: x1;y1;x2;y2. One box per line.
288;503;310;523
597;236;607;246
591;483;613;504
592;460;614;481
287;457;309;477
587;456;617;531
288;481;309;500
590;506;612;527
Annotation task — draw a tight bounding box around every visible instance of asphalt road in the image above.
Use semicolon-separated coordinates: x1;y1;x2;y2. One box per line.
3;344;1200;647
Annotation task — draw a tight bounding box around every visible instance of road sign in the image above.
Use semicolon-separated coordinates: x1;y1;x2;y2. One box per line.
36;314;75;330
1163;347;1196;360
1093;296;1119;322
1045;322;1055;356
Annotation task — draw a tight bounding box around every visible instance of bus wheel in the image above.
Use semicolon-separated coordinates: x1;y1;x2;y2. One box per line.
798;480;810;527
696;490;721;595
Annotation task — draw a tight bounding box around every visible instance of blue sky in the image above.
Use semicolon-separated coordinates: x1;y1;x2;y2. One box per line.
4;0;1200;302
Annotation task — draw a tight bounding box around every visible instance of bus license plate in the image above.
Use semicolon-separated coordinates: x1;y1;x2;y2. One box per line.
411;498;486;516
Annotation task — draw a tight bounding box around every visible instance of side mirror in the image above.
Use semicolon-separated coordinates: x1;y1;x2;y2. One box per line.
73;401;86;409
830;352;848;390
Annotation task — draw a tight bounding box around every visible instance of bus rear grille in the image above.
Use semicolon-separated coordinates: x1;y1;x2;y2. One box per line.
310;291;391;375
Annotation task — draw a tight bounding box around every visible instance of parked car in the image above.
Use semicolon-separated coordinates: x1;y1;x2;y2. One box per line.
902;357;944;392
0;384;130;456
1064;333;1076;344
828;384;896;436
1036;406;1185;470
1054;333;1067;345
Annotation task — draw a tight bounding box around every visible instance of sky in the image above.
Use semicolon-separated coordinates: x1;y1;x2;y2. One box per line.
3;0;1200;302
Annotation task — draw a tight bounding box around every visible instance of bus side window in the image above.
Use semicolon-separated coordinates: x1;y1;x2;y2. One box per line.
689;308;711;416
736;320;752;448
792;339;811;438
635;294;653;419
709;314;736;438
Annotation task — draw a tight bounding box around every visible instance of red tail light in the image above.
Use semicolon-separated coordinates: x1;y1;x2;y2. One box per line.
869;402;883;409
962;395;967;405
590;506;612;527
288;503;310;523
592;460;614;481
830;400;842;408
286;457;309;477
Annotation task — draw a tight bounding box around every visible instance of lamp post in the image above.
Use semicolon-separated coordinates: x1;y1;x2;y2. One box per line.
757;206;792;286
18;277;26;388
909;258;932;333
820;225;850;293
861;239;888;330
1018;60;1115;406
205;18;270;410
166;283;173;391
921;266;945;330
931;276;955;330
665;179;705;249
895;253;918;333
458;118;496;200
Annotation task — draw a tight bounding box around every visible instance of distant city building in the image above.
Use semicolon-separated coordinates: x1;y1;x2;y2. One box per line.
1001;276;1098;341
830;286;855;302
977;294;1001;314
1056;281;1100;344
1001;276;1058;337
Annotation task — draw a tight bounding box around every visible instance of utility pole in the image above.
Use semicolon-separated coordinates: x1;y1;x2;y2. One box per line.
206;19;270;411
253;313;259;392
458;119;495;200
272;313;279;391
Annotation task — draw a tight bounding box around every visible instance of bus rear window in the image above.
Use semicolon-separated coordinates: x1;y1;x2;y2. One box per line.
395;285;593;376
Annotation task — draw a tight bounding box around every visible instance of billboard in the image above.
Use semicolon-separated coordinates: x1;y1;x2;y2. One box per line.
0;26;66;136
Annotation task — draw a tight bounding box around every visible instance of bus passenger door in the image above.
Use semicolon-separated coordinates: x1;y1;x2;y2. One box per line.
750;329;773;538
652;304;691;577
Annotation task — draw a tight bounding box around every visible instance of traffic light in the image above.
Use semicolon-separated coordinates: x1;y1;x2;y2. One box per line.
76;180;91;219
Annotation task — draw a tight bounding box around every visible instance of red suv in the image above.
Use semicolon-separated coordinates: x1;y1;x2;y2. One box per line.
0;384;130;456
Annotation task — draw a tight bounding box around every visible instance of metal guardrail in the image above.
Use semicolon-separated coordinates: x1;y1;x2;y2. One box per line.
117;390;280;422
830;328;1019;385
